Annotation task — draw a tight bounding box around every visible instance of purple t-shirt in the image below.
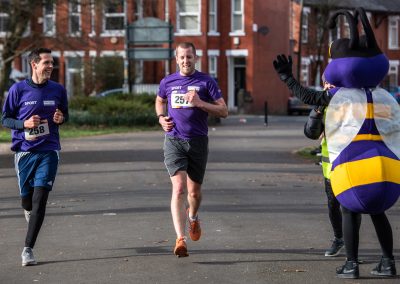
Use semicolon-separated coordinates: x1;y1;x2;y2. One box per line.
2;79;68;152
158;71;222;139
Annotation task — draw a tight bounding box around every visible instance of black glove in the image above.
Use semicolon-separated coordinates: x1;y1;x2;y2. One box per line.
272;54;293;82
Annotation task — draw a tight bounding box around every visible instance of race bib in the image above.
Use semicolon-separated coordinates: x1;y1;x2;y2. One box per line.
171;91;194;108
24;120;50;141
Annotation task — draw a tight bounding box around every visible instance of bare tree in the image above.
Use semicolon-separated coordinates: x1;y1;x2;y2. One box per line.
0;0;43;106
297;0;337;86
310;2;334;86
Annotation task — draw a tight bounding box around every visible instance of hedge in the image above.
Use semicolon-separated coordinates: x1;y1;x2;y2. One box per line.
68;93;158;127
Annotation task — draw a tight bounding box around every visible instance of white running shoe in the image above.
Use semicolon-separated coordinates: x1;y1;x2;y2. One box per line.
21;247;37;266
24;210;31;223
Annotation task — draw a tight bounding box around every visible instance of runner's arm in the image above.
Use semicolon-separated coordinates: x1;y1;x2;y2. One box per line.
197;98;228;118
185;91;228;118
155;95;167;117
1;113;24;130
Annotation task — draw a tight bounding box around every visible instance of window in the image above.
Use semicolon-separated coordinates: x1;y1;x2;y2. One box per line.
300;58;310;86
342;14;350;39
43;0;56;36
89;0;96;36
69;0;81;36
329;16;340;43
134;60;143;84
103;0;125;35
231;0;243;34
66;57;83;96
301;8;310;44
208;56;218;79
195;50;202;71
387;62;399;87
389;16;399;49
21;53;30;75
176;0;200;35
0;0;10;36
134;0;143;19
208;0;218;34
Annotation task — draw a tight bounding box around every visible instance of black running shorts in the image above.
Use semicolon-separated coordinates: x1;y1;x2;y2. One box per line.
163;135;208;184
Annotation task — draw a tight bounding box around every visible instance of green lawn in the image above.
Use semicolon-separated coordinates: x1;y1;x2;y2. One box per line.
0;125;160;143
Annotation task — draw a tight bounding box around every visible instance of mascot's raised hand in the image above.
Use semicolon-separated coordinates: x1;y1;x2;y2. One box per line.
272;54;293;82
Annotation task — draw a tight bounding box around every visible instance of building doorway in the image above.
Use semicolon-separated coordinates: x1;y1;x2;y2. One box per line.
234;57;246;107
227;52;247;111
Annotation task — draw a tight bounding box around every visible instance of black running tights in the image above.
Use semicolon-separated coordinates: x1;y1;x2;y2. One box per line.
341;206;393;261
21;187;49;248
324;178;342;239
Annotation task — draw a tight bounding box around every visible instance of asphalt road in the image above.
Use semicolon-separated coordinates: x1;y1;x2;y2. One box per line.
0;115;399;284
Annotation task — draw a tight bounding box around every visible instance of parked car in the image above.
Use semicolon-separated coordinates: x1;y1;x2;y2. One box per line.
95;88;125;97
287;96;313;115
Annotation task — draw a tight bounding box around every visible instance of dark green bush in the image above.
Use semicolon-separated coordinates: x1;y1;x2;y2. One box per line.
68;94;158;127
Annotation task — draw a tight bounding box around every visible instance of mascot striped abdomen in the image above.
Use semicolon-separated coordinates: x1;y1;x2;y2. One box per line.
324;8;400;214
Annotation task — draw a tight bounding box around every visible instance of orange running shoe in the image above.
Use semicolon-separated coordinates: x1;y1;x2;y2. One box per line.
174;237;189;257
188;210;201;241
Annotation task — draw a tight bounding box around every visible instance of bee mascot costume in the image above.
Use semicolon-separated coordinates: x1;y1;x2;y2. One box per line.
273;7;398;279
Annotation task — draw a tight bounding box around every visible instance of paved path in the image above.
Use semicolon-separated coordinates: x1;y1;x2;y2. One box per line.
0;115;399;283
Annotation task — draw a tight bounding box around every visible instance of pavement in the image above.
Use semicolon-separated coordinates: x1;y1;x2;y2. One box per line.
0;115;399;284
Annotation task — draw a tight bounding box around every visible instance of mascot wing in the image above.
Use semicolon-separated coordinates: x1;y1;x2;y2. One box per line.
372;88;400;159
325;88;367;163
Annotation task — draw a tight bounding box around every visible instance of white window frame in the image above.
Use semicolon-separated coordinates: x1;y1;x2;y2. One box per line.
134;60;143;84
69;0;81;36
195;49;202;71
342;13;351;39
134;0;143;19
21;53;31;76
301;7;310;43
175;0;201;36
300;57;310;86
101;0;125;37
389;16;399;50
208;0;219;35
64;51;84;97
208;50;219;79
388;60;399;87
230;0;244;36
43;0;56;36
89;0;96;37
0;8;9;37
22;22;31;37
328;11;342;43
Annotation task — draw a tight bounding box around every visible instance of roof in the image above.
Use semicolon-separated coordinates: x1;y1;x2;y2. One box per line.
304;0;400;13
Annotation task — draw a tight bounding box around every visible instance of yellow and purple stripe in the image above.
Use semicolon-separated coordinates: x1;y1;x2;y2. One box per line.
330;90;400;213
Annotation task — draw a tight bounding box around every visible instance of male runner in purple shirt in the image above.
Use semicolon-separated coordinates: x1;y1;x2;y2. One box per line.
155;42;228;257
2;47;68;266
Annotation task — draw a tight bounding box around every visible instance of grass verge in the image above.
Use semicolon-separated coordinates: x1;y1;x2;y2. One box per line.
296;146;320;162
0;125;160;143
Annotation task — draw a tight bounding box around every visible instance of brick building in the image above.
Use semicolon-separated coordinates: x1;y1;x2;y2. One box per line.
291;0;400;93
1;0;400;114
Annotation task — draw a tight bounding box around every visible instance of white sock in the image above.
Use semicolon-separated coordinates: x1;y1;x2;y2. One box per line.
189;215;198;221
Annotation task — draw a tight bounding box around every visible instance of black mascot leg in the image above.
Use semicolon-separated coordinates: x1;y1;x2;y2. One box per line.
341;206;361;261
370;212;393;259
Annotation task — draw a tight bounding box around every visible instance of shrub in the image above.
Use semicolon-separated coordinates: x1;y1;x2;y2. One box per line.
68;93;158;127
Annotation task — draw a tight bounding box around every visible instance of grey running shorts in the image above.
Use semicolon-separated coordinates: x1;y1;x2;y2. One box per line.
163;135;209;184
